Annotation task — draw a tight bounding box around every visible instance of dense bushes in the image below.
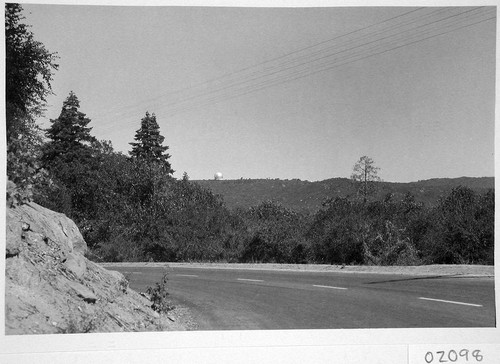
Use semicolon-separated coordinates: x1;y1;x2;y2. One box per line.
308;197;365;264
238;201;310;263
46;155;242;263
28;126;496;266
22;135;497;266
419;187;494;265
305;188;493;266
87;184;489;266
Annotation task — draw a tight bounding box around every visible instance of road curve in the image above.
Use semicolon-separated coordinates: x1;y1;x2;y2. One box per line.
106;265;495;330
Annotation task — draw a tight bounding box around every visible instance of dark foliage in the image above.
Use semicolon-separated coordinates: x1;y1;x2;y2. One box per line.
420;187;494;264
308;197;365;265
195;177;493;213
5;3;58;124
129;112;173;173
238;201;310;263
41;92;96;164
5;3;58;202
307;188;493;266
79;156;244;263
37;92;100;220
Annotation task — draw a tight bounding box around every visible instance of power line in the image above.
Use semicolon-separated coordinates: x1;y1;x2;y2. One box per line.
94;7;495;130
169;10;495;117
160;7;491;116
93;7;427;120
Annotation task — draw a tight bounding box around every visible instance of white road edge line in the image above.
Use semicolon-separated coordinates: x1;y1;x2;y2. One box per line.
175;274;199;278
418;297;483;307
121;271;143;274
313;284;348;290
237;278;264;282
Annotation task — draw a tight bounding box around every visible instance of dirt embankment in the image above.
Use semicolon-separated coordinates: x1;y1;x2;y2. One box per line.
5;202;190;334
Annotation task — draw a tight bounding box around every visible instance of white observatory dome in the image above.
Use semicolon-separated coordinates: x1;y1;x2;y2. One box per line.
214;172;223;180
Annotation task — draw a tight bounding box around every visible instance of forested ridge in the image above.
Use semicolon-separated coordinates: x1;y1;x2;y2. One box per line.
6;3;494;266
194;177;494;213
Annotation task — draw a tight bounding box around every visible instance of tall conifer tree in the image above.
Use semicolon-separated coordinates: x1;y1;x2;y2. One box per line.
39;92;98;217
129;112;173;174
42;91;96;165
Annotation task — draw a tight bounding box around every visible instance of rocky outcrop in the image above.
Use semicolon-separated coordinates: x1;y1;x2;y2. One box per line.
5;202;186;334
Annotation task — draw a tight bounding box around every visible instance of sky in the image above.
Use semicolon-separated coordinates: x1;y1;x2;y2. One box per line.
20;2;496;182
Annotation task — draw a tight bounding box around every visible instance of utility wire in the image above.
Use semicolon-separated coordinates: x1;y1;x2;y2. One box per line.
94;8;442;122
159;7;491;116
123;8;493;121
179;13;496;117
93;7;495;130
93;7;427;120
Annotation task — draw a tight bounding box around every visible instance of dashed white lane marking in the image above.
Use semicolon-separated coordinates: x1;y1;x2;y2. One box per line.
175;274;199;278
122;271;143;274
418;297;483;307
313;284;348;290
237;278;264;282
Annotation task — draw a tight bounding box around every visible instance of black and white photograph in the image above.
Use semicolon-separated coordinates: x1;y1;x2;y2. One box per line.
2;0;498;362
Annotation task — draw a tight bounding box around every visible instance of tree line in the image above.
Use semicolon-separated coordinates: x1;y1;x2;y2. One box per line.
6;4;494;266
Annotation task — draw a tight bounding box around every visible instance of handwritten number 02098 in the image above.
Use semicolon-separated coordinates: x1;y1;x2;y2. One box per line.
424;349;483;363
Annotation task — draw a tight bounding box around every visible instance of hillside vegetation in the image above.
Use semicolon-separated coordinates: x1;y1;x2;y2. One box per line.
194;177;494;213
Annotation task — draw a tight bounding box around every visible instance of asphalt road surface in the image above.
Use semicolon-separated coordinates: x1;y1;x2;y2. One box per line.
107;265;495;330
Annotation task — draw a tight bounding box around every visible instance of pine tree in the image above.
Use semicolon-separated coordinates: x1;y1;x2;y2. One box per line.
42;91;96;165
37;92;99;218
351;155;381;203
129;112;173;174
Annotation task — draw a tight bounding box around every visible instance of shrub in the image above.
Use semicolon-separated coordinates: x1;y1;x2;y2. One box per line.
308;197;365;265
422;187;494;264
239;201;310;263
146;270;174;313
362;221;421;266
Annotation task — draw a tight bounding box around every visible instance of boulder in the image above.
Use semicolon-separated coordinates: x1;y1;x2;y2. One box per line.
5;202;188;334
6;202;87;255
64;252;87;279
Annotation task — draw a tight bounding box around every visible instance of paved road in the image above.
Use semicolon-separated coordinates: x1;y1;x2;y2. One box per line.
107;265;495;330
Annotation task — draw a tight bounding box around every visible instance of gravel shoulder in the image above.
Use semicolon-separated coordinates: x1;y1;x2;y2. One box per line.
100;262;494;277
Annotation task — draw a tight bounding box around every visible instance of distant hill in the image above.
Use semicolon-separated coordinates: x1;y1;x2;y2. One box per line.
194;177;494;213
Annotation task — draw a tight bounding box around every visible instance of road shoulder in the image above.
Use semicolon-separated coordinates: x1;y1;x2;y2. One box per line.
100;263;494;277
